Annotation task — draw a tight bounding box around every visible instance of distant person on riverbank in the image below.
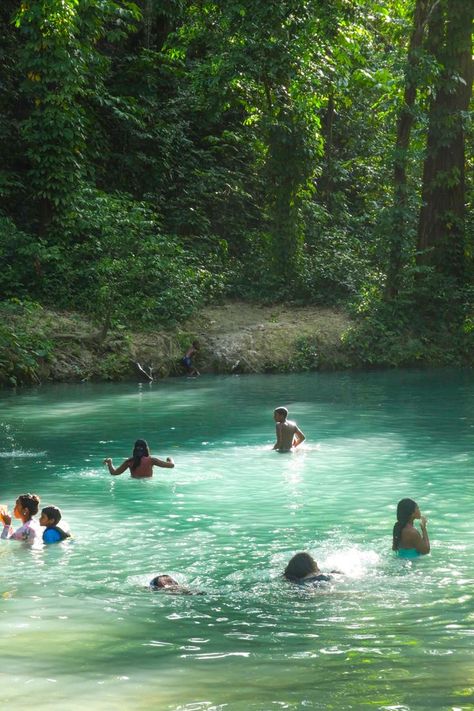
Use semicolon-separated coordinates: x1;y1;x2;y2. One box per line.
0;493;41;544
40;505;71;544
273;407;305;452
283;552;337;585
104;439;174;479
392;498;430;558
182;341;200;377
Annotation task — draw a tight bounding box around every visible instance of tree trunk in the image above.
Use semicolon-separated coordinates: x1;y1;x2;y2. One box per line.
416;0;473;286
385;0;432;298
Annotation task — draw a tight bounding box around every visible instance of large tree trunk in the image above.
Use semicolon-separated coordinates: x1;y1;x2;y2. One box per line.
416;0;473;286
385;0;432;298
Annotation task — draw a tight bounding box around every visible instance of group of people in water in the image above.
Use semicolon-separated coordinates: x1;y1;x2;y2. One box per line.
0;406;430;591
0;495;70;545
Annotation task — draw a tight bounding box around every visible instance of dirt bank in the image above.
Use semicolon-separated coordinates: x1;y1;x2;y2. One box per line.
8;302;352;384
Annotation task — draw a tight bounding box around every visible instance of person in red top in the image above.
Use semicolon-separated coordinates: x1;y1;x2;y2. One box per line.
103;439;174;478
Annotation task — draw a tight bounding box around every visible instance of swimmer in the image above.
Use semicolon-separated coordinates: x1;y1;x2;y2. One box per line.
283;552;337;584
0;493;41;544
149;574;199;595
273;406;305;452
104;439;174;479
40;505;71;544
392;498;430;557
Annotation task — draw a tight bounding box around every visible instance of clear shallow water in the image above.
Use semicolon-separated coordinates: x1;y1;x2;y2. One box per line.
1;370;474;711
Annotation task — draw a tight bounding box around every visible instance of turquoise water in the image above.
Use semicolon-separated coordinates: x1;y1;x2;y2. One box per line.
1;370;474;710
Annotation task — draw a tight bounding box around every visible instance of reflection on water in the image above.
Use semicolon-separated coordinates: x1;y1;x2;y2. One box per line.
1;371;474;710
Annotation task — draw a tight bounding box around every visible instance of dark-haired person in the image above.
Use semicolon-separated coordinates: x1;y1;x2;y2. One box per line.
0;493;41;544
40;505;71;544
284;552;336;585
149;574;203;595
273;406;305;452
182;341;200;377
103;439;174;479
392;498;430;558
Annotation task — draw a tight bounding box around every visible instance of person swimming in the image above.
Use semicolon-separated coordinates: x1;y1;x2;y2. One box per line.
40;505;71;544
392;498;430;558
149;574;201;595
104;439;175;479
273;407;305;452
0;493;41;544
283;552;334;585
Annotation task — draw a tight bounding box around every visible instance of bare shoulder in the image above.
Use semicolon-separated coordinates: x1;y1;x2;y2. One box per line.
401;527;421;545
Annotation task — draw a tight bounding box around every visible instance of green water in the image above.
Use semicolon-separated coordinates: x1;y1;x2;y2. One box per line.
1;371;474;711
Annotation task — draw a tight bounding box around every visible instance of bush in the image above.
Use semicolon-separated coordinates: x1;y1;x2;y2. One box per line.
0;300;53;385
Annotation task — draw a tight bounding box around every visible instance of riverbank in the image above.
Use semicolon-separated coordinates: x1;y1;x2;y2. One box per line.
0;301;352;386
1;299;471;387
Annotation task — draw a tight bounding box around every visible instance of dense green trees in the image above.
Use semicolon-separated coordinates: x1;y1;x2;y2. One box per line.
0;0;472;364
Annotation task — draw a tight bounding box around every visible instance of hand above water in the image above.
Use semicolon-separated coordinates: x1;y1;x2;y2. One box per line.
0;511;11;526
420;516;428;528
103;458;112;465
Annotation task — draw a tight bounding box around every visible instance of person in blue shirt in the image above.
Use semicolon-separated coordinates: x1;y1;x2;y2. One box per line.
39;505;71;544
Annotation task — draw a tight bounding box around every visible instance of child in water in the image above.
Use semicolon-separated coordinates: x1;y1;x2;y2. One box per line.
104;439;174;479
0;493;41;544
284;552;336;585
40;505;71;544
273;407;305;452
182;341;200;377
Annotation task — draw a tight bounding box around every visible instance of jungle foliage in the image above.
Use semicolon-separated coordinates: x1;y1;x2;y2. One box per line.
0;0;472;376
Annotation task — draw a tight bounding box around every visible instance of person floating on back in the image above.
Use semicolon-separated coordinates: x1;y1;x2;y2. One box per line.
0;493;41;544
40;505;71;544
392;498;430;558
104;439;174;479
182;341;200;377
283;552;335;585
273;406;305;452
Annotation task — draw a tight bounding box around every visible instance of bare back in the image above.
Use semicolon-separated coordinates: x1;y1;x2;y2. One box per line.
276;420;298;452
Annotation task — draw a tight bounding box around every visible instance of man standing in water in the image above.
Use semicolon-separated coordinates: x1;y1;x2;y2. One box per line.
272;406;305;452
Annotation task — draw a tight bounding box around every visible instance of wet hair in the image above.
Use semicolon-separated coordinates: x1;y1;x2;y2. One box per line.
128;439;150;472
274;406;288;419
392;498;418;551
284;552;318;581
41;505;62;525
17;493;40;518
149;575;178;589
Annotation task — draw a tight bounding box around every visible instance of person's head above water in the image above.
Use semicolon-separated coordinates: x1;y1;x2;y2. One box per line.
14;493;40;521
274;406;288;423
392;498;420;550
284;552;319;581
40;505;62;527
149;575;179;590
130;439;150;472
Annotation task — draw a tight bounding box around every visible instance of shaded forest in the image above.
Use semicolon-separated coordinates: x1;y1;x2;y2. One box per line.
0;0;472;382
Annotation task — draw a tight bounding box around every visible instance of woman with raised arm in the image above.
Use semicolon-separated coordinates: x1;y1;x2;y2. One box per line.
104;439;174;479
